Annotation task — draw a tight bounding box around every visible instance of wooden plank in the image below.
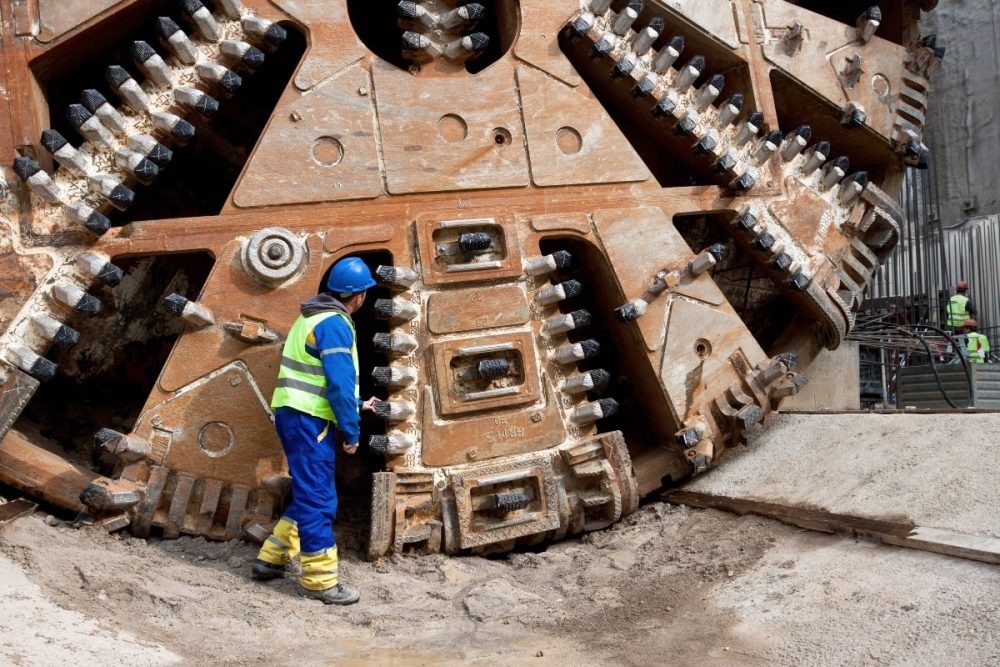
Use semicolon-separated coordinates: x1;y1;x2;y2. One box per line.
665;490;1000;566
0;498;36;524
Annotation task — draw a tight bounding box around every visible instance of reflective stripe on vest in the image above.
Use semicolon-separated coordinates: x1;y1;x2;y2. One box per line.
271;311;358;421
967;332;990;364
947;294;970;326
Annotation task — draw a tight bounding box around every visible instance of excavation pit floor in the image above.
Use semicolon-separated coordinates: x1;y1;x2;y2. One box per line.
1;497;999;666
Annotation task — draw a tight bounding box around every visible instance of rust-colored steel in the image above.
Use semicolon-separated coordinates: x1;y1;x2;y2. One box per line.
0;0;938;555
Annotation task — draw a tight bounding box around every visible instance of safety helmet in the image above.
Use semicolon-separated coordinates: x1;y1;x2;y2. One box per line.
326;257;376;294
957;280;969;290
963;319;978;330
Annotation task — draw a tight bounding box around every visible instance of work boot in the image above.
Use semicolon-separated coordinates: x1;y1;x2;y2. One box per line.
251;559;302;581
297;583;361;606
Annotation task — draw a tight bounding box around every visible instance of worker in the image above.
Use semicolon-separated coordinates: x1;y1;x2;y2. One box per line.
962;319;991;364
251;257;378;606
946;281;978;331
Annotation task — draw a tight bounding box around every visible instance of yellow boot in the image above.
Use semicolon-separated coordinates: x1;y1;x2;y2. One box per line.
298;547;360;605
252;517;302;580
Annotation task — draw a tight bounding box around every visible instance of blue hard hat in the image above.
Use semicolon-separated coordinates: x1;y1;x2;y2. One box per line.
326;257;376;293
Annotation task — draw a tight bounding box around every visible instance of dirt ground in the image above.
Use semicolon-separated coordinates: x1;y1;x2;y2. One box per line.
1;500;999;667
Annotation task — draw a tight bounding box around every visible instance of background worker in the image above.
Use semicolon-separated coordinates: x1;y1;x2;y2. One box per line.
251;257;378;606
962;319;991;364
946;281;977;331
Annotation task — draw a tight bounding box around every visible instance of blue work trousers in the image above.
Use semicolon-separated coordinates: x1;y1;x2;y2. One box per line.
275;407;339;555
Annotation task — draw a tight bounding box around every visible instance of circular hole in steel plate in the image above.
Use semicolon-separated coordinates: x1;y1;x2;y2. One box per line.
311;136;344;167
556;126;583;155
871;73;891;98
438;114;469;143
695;338;712;359
198;421;235;458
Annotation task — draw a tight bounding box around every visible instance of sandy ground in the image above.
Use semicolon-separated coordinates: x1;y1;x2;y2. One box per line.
688;413;1000;538
1;500;999;667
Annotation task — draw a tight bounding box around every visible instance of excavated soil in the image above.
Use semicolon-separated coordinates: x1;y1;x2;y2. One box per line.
2;501;999;666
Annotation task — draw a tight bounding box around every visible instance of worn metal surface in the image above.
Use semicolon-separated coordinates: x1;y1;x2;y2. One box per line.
897;364;1000;409
0;0;936;554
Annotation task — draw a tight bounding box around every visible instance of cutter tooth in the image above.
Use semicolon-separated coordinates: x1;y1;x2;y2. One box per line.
563;369;611;395
76;251;124;286
841;101;867;128
31;313;80;347
174;86;220;118
571;398;620;424
216;0;244;20
156;17;199;65
716;93;744;126
524;250;572;276
163;293;215;328
652;91;680;118
612;52;638;78
12;157;62;204
735;111;764;146
375;265;419;289
554;339;601;364
688;244;727;276
634;71;660;98
543;309;592;335
196;63;243;95
40;130;90;175
151;111;197;144
52;282;102;315
802;140;831;175
65;202;111;236
616;299;648;322
653;35;685;74
569;12;596;39
839;171;869;206
373;298;419;323
372;332;418;356
371;400;415;422
589;0;614;13
675;110;700;136
105;65;150;113
611;1;642;36
442;33;489;60
5;344;57;382
536;279;583;306
696;129;721;156
633;16;664;55
180;0;222;42
368;433;416;456
220;40;266;70
674;55;705;92
440;3;486;30
780;125;812;162
66;104;116;148
80;89;128;135
371;366;418;388
857;6;881;43
753;130;785;165
820;155;851;190
696;74;725;111
113;148;159;184
95;428;151;463
592;31;617;58
131;40;173;87
87;174;135;210
127;134;173;168
241;16;288;51
80;477;143;513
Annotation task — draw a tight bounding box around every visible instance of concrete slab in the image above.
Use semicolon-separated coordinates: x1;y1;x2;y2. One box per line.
673;413;1000;561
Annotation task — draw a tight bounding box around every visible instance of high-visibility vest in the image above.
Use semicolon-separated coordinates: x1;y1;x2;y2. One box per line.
946;294;971;327
271;311;359;421
966;332;991;364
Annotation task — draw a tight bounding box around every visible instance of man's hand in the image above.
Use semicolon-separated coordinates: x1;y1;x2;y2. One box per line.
342;442;359;455
361;397;379;413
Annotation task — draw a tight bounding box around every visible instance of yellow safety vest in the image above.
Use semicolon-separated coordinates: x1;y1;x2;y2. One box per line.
946;294;971;327
271;311;359;421
966;332;991;364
